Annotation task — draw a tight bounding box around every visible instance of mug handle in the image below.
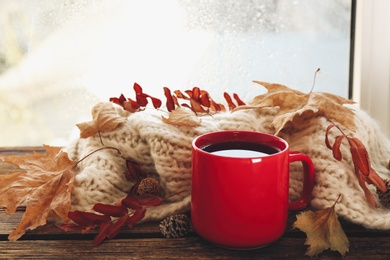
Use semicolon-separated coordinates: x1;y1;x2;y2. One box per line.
288;151;315;211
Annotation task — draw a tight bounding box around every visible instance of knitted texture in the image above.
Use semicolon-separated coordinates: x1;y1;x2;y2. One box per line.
65;104;390;230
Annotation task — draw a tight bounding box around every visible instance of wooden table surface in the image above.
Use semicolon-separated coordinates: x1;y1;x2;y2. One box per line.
1;148;390;259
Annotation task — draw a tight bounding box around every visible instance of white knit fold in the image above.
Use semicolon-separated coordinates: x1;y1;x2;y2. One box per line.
65;105;390;229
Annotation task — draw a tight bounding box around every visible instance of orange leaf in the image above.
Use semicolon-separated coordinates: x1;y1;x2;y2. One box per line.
293;196;349;257
356;169;378;208
189;98;208;113
173;90;188;100
0;145;76;241
366;167;387;194
76;102;127;138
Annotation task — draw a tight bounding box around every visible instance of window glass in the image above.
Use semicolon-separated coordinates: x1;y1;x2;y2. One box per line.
0;0;352;146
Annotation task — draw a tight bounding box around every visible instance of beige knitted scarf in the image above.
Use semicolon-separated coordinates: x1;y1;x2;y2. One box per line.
65;104;390;230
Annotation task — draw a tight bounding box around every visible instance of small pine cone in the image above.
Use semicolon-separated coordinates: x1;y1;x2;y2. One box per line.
377;179;390;208
137;177;161;196
159;214;192;238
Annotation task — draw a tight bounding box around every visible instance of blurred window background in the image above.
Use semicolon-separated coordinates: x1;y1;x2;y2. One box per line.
0;0;353;146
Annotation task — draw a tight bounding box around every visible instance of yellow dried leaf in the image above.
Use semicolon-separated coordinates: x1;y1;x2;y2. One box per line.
161;107;201;127
0;145;75;241
293;197;349;257
246;81;356;134
76;102;127;138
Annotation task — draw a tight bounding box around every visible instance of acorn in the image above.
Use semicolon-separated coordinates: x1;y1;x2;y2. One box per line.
377;179;390;208
137;177;161;196
159;214;192;238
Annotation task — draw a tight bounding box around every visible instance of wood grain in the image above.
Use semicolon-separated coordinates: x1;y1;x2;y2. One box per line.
1;147;390;259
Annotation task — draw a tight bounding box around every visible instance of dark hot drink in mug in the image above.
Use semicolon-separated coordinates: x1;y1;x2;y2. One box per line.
201;140;280;158
191;130;315;249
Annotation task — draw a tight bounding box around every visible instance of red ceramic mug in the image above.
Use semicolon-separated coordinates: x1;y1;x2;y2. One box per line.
191;130;315;249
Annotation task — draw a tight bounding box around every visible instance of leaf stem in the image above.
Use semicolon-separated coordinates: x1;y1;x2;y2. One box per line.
309;68;321;93
74;147;121;167
329;120;347;137
334;194;342;206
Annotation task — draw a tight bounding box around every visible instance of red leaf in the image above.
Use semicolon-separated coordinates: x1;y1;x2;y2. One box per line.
233;93;246;106
129;182;139;196
200;92;211;107
164;87;176;112
133;83;161;109
325;124;336;149
92;203;128;217
107;216;129;239
332;135;345;161
181;103;191;109
137;193;164;207
125;160;147;182
109;94;127;106
121;193;163;210
348;137;370;176
224;92;236;110
126;208;146;228
121;194;143;210
68;211;111;227
136;93;149;107
192;87;201;101
150;96;162;109
93;222;112;246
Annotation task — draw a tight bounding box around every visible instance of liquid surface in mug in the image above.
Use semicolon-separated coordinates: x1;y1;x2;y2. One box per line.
201;141;280;158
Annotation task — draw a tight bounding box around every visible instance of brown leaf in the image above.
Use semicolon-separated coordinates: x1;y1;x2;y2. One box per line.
246;81;356;134
161;107;201;127
76;102;127;138
0;145;75;241
293;196;349;257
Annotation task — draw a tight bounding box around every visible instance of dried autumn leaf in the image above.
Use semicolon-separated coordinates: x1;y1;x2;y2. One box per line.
76;102;127;138
134;82;162;109
92;203;129;217
325;123;387;207
0;145;75;241
164;87;176;112
293;196;349;257
233;93;246;106
124;159;148;183
68;211;111;227
224;92;236;110
161;107;201;127
239;81;356;134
